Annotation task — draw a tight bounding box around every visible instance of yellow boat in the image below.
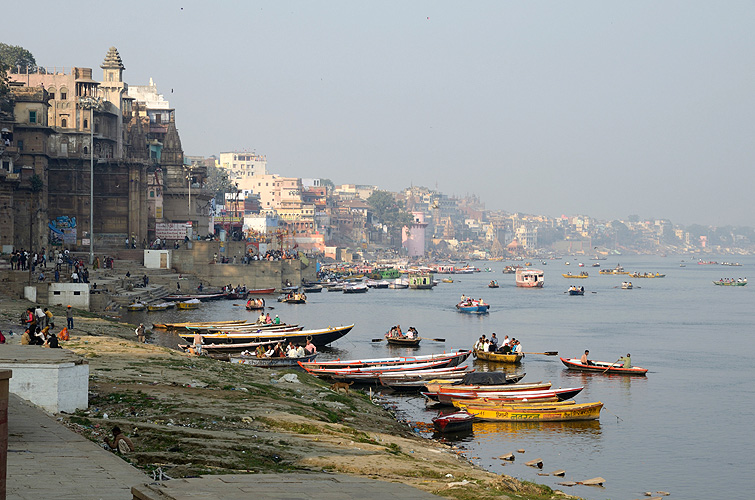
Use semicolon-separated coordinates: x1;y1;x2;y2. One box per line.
442;278;454;283
628;272;666;278
473;349;523;364
561;273;588;278
152;320;248;330
176;300;201;310
459;401;603;422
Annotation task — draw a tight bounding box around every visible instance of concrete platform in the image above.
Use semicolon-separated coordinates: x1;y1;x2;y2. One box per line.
132;473;445;500
0;346;88;413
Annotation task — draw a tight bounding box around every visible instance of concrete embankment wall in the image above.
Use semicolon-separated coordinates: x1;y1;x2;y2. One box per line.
170;241;316;289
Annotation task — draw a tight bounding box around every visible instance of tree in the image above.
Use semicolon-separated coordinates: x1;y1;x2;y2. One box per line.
367;190;414;246
0;43;36;73
0;59;12;117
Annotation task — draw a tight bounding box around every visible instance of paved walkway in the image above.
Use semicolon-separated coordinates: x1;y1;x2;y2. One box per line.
132;473;445;500
6;395;443;500
6;394;150;500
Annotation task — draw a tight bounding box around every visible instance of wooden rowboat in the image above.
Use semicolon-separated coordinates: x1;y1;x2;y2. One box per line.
560;357;648;375
229;352;317;366
473;349;523;364
299;350;471;370
176;299;201;310
432;410;474;433
456;401;603;422
386;337;421;347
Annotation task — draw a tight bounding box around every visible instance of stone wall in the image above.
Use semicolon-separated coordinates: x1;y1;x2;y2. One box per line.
170;241;315;289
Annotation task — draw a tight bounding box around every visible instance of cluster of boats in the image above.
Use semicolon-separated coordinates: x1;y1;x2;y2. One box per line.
127;288;276;312
151;319;355;357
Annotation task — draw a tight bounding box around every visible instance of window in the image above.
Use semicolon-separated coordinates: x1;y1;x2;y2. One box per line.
49;92;55;100
84;147;88;154
61;118;67;128
29;110;37;124
84;119;88;129
60;92;67;100
17;140;23;151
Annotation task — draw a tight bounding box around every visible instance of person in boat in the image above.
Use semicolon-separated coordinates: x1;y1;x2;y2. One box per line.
257;312;266;324
497;342;512;354
304;339;316;355
264;345;276;357
396;325;403;337
197;283;203;292
581;349;594;366
273;314;280;324
490;333;498;350
246;299;252;308
265;313;273;324
513;340;522;354
255;344;266;358
295;343;305;357
619;353;632;368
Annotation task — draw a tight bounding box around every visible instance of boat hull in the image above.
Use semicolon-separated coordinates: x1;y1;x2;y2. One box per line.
230;353;317;366
560;357;648;375
432;411;474;433
473;349;523;364
386;337;421;347
181;324;354;348
460;401;603;422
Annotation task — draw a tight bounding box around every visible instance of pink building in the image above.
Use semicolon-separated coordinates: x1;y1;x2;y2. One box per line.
402;212;427;258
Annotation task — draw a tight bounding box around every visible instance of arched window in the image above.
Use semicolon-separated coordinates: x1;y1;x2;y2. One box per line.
61;118;67;128
84;119;88;129
83;146;88;155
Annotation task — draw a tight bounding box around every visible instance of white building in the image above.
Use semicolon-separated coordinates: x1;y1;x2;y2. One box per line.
219;151;268;189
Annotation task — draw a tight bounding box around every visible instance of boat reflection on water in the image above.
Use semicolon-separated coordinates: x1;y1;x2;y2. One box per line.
472;359;523;375
471;419;602;438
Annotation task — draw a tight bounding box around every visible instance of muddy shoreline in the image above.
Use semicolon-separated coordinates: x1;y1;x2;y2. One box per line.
0;295;579;500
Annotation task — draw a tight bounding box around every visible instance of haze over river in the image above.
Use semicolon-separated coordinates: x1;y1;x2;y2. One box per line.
127;255;754;500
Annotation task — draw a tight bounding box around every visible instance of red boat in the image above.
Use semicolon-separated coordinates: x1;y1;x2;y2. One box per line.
423;387;584;405
432;410;474;433
560;357;648;375
248;288;276;294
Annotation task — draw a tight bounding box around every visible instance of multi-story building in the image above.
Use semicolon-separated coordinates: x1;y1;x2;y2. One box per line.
219;151;267;189
2;46;209;251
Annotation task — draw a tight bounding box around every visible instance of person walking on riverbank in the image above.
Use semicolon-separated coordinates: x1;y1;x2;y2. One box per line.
66;306;74;329
134;324;146;343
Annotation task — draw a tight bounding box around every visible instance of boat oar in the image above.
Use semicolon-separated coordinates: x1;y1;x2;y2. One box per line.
602;358;622;374
523;351;559;356
419;337;445;342
372;338;385;342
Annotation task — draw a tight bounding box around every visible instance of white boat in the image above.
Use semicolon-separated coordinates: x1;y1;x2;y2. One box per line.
388;278;409;289
516;268;544;288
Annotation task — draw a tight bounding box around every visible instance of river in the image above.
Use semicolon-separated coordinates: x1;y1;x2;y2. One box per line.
124;255;754;500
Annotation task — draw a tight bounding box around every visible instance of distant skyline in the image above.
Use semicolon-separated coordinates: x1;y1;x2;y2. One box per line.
4;1;754;227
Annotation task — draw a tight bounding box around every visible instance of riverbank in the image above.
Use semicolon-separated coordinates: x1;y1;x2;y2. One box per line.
0;294;581;500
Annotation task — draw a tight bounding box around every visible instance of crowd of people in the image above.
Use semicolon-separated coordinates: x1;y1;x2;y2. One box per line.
241;339;317;359
255;312;280;325
474;333;522;354
386;325;419;339
13;305;72;348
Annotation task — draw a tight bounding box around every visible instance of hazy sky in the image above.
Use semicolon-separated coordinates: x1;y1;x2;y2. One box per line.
5;1;754;226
